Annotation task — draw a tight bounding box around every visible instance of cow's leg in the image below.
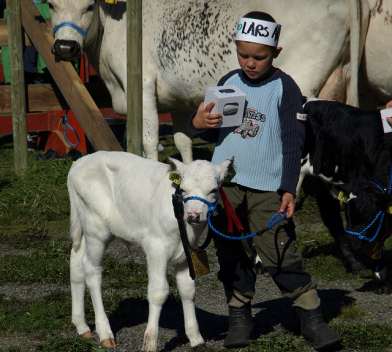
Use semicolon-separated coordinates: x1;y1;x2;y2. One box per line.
84;236;116;348
143;250;169;352
143;78;159;160
111;89;127;115
314;181;365;273
174;262;204;347
318;65;347;103
70;237;92;338
295;158;312;209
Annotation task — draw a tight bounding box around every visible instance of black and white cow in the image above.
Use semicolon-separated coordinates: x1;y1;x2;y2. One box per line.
300;100;392;280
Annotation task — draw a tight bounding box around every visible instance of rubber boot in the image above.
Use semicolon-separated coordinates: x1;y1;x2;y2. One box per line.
296;306;340;350
224;303;253;348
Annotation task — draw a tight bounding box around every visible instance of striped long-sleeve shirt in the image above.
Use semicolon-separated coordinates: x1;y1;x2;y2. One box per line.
208;68;305;194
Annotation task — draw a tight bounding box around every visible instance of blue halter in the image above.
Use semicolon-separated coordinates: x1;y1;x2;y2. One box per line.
183;195;286;240
344;167;392;242
53;22;88;38
183;195;217;212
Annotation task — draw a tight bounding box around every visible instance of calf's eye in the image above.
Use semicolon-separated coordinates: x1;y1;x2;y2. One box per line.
209;188;218;195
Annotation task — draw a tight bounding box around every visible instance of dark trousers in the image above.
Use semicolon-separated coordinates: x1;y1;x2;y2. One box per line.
213;184;315;302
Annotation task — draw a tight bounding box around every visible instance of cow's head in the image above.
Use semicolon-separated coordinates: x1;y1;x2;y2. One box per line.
332;180;392;236
169;158;232;225
48;0;96;61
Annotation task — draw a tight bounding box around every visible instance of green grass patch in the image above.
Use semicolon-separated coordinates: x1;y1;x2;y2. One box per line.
247;331;310;352
304;253;352;281
339;303;367;320
36;336;106;352
0;293;71;334
334;321;392;351
103;257;149;290
0;239;70;284
0;146;72;233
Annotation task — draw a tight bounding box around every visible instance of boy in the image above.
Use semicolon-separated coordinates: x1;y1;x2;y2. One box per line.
191;11;340;350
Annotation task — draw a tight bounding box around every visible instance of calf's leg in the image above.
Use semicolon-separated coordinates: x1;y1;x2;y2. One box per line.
70;237;92;338
143;251;169;352
175;262;204;347
84;236;116;348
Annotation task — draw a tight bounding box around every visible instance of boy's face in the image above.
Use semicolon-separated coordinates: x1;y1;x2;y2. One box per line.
236;41;281;80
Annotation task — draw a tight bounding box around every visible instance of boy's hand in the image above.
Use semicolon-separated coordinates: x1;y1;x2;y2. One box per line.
192;102;222;129
279;192;296;218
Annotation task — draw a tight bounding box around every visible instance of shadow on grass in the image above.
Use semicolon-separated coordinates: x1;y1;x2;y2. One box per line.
107;295;226;351
106;289;353;351
252;288;353;339
0;180;12;191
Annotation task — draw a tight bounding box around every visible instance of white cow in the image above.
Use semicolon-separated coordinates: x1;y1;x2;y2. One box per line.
360;0;392;106
49;0;365;163
67;151;231;351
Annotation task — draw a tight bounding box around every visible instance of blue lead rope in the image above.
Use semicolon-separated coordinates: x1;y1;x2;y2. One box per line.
345;167;392;242
183;195;287;240
207;211;287;240
345;211;385;242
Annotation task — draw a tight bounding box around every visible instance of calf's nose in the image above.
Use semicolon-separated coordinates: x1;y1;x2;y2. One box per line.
186;212;201;224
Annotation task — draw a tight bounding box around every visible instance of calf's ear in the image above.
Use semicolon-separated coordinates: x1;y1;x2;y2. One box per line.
216;158;233;182
329;184;357;204
168;157;186;175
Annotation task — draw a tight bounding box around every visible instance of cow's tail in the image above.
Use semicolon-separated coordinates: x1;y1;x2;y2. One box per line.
348;0;370;107
68;177;83;252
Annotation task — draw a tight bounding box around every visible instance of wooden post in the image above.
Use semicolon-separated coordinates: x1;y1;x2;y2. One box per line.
7;0;28;175
0;19;8;46
126;0;143;155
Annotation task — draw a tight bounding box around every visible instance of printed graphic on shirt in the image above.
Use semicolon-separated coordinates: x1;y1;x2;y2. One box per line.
234;107;265;139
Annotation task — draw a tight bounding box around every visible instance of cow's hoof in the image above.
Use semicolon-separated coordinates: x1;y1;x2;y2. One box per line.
80;331;94;340
192;343;207;351
101;338;117;349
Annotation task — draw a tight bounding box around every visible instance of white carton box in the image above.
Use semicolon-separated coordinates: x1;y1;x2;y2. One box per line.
380;107;392;133
204;85;246;127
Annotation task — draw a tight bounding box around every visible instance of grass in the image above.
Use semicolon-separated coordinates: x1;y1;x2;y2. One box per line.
0;144;71;234
334;321;392;351
0;293;71;334
338;303;367;320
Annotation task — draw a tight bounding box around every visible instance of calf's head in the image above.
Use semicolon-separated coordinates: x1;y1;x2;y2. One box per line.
48;0;96;61
333;181;392;235
169;158;232;224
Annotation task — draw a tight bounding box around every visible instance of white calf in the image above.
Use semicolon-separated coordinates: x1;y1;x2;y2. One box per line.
67;151;230;351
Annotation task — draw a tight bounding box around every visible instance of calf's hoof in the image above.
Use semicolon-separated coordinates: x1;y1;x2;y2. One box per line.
80;331;94;340
101;338;117;349
192;343;207;351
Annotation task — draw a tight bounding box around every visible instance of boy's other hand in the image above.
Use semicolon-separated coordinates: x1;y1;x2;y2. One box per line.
193;102;222;129
279;192;295;218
